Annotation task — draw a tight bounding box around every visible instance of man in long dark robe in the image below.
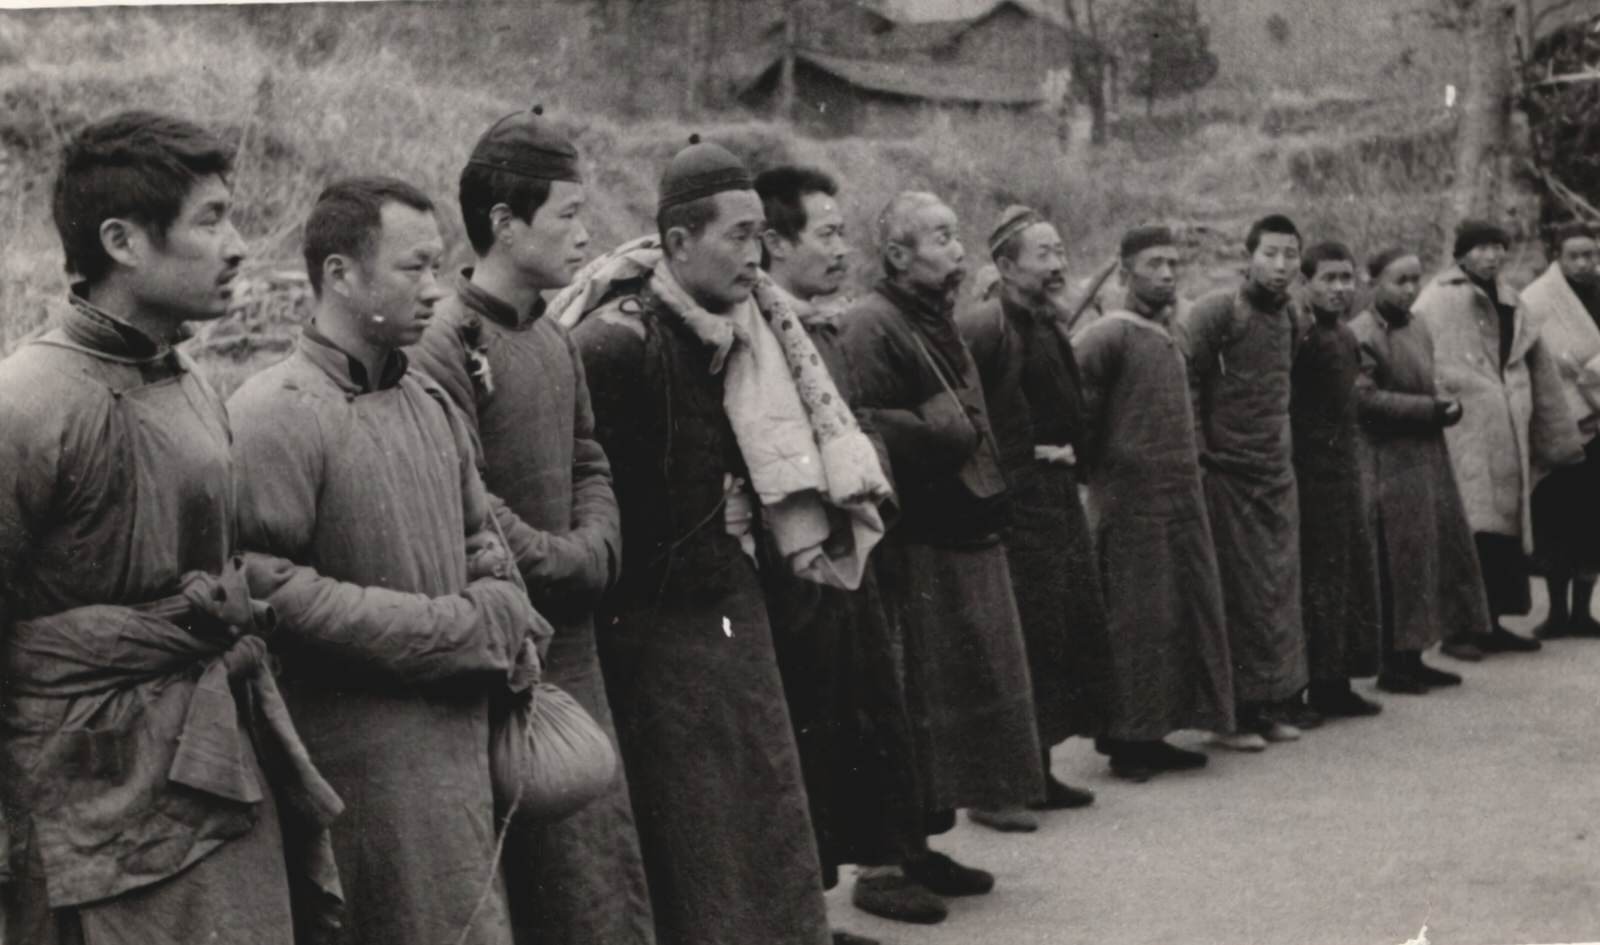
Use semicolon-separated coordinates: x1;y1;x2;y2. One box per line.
958;205;1109;832
231;177;547;945
839;192;1044;910
0;110;337;945
408;109;654;945
754;166;930;937
1350;248;1485;693
1178;214;1309;746
569;141;831;945
1525;223;1600;638
1071;224;1235;780
1290;242;1382;719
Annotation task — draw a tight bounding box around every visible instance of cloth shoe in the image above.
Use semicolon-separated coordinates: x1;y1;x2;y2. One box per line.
1441;637;1485;661
1281;697;1324;730
1209;731;1268;752
1413;659;1462;687
1108;753;1157;782
904;851;995;897
967;807;1039;832
1255;717;1301;742
1376;670;1428;694
1030;776;1096;810
1309;684;1383;717
1478;626;1541;653
851;871;948;924
1141;740;1209;771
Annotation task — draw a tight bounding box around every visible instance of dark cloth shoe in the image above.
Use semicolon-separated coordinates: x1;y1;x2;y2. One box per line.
1479;626;1542;653
1279;698;1324;730
967;807;1039;832
1030;776;1096;810
1109;755;1156;782
1441;637;1485;662
1534;618;1571;640
833;931;881;945
1309;685;1383;718
904;851;995;897
1414;659;1462;687
1376;670;1429;695
1142;739;1209;771
851;872;948;924
1570;616;1600;638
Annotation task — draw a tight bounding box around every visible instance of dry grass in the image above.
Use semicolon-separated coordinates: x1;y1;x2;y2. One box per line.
0;4;1474;396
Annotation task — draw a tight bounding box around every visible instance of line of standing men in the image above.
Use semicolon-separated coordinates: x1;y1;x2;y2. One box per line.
2;105;1595;945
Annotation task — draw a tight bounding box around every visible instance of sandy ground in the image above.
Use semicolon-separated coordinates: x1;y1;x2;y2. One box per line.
827;586;1600;945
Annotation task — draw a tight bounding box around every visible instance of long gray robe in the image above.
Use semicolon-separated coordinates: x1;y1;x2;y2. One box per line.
410;275;653;945
572;288;829;945
231;330;544;945
1178;286;1307;704
1349;308;1491;651
841;282;1044;812
959;293;1112;744
0;297;298;945
1291;315;1382;682
1072;306;1235;740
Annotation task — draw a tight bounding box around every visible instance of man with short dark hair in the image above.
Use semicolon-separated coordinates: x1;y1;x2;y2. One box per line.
1072;224;1234;780
1291;241;1383;718
839;191;1044;914
1525;223;1600;638
754;165;924;938
1178;213;1310;747
231;176;547;945
568;140;835;945
1414;220;1582;658
957;205;1108;833
0;110;334;945
408;108;654;945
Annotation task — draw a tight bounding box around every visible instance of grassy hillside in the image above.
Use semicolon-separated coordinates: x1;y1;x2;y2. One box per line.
0;2;1505;396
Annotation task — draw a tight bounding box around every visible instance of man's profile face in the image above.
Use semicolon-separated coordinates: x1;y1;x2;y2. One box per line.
1559;236;1599;286
1124;244;1179;308
998;222;1067;307
1306;259;1356;317
774;190;850;300
893;200;965;299
672;189;765;313
133;173;246;322
504;179;590;291
351;202;447;350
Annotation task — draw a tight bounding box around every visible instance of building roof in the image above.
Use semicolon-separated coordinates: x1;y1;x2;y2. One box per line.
743;49;1046;107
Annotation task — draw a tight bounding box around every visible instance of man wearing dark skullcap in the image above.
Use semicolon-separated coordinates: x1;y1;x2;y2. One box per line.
1177;214;1310;749
566;137;833;945
408;107;654;945
1413;220;1583;659
1071;224;1236;780
956;205;1109;832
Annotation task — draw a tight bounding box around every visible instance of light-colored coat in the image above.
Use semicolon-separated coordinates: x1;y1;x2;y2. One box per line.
1413;265;1582;548
1518;262;1600;440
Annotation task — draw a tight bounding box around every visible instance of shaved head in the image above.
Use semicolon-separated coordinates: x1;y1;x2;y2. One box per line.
877;191;944;261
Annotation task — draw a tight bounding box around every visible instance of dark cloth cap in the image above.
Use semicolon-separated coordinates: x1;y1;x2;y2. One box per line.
1453;218;1510;259
989;204;1043;259
467;105;581;183
1120;224;1176;260
1366;246;1414;280
658;135;754;213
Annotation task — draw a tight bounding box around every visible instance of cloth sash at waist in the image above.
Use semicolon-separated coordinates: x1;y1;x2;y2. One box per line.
2;565;343;914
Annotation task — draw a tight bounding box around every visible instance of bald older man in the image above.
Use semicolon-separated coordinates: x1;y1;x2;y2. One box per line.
839;192;1043;919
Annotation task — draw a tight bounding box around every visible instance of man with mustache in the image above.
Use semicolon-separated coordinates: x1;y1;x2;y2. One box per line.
409;107;653;945
1178;214;1310;747
568;139;832;945
840;192;1043;917
0;110;325;945
1072;224;1234;780
755;165;925;938
1290;242;1383;718
1350;248;1485;693
1524;223;1600;639
230;176;547;945
957;205;1109;833
1414;220;1582;659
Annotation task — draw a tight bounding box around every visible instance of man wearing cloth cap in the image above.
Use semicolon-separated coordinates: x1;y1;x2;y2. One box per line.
839;192;1043;910
956;205;1110;832
1413;219;1583;658
409;108;653;945
1072;225;1235;780
568;139;837;945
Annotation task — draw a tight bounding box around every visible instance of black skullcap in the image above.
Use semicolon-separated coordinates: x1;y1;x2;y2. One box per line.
658;134;753;214
1366;246;1414;280
1452;218;1510;259
989;204;1043;259
1120;223;1176;260
467;105;581;183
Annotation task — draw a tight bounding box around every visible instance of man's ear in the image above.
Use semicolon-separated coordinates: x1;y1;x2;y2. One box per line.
98;218;142;270
489;203;515;245
995;253;1016;281
884;240;911;274
321;253;358;299
664;226;691;261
